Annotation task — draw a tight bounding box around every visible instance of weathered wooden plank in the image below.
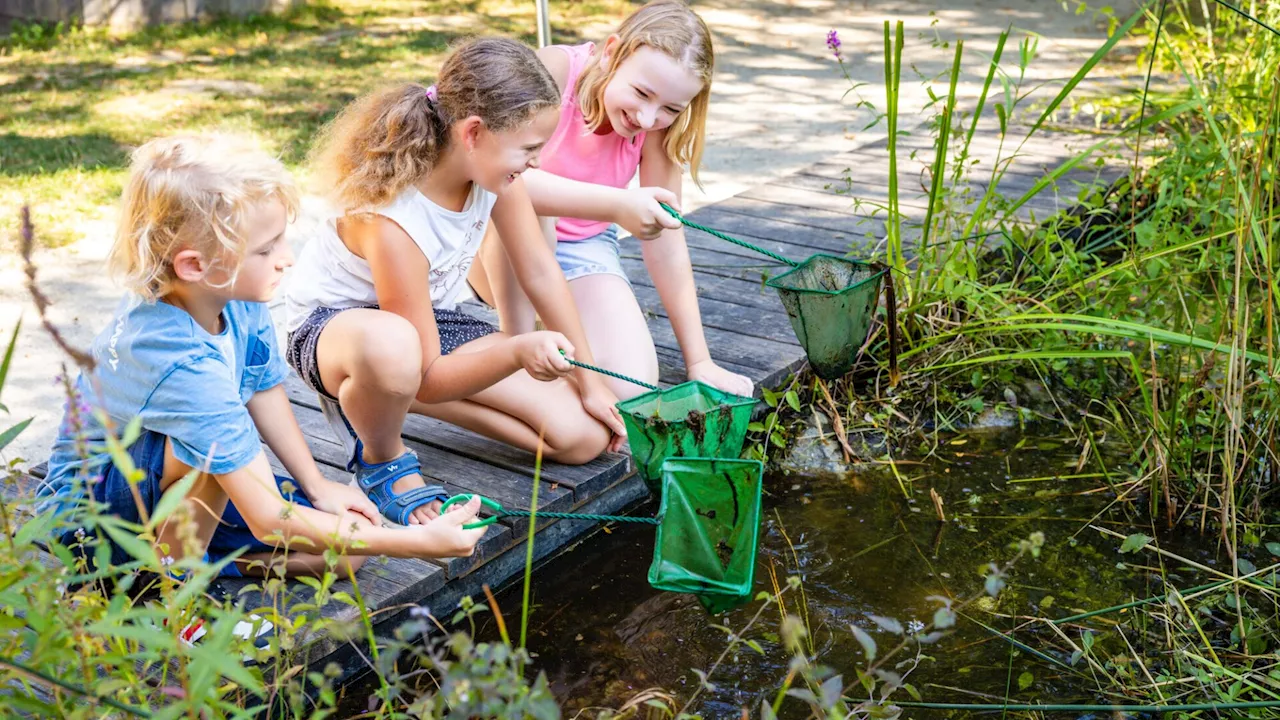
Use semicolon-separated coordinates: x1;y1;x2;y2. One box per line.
802;159;1118;207
786;170;1069;218
853;128;1127;159
644;319;805;389
652;345;758;387
819;149;1120;182
685;205;883;254
620;256;782;312
631;283;798;348
711;195;925;238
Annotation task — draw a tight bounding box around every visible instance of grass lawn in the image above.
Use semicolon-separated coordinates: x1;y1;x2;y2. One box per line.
1;0;636;247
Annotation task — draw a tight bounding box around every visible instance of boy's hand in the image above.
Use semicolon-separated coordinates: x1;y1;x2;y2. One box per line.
309;480;382;527
512;331;575;381
418;496;486;557
618;187;682;241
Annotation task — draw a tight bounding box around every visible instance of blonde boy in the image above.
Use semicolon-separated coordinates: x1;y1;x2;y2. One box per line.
39;135;483;585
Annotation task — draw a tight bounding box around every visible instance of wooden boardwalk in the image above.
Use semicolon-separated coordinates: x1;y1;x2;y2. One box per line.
6;125;1127;683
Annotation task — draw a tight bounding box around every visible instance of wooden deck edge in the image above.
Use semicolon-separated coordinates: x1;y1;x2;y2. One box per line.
299;470;650;685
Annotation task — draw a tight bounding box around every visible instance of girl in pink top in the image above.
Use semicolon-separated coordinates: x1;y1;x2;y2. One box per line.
469;0;753;400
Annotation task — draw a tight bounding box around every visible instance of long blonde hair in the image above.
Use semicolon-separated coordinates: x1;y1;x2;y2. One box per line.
108;134;299;301
575;0;714;185
311;37;560;211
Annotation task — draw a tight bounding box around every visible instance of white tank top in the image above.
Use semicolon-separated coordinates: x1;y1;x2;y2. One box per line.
286;182;497;332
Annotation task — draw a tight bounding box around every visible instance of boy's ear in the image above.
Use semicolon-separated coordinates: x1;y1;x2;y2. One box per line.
171;248;208;283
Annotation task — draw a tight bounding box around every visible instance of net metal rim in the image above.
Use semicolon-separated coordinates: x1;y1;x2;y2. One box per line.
615;379;758;418
764;252;887;297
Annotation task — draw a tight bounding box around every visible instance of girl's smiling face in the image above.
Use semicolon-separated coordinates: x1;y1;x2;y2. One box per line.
468;105;560;195
598;41;704;139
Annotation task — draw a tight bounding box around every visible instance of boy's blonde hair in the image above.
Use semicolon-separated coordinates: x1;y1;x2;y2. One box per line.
311;37;560;212
575;0;714;185
108;134;299;301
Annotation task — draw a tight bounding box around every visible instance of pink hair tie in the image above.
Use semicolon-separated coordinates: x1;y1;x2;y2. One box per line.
425;84;438;102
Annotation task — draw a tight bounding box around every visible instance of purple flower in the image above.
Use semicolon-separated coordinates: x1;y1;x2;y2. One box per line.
826;29;842;60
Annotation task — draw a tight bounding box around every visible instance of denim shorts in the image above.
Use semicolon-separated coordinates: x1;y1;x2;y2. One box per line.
287;305;497;401
556;224;632;286
55;428;313;577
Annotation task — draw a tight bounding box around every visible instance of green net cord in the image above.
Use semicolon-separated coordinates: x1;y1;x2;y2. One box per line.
495;507;661;525
565;356;659;391
442;494;662;529
660;203;799;267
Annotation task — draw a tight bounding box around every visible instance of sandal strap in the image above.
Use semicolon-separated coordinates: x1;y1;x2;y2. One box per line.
380;485;448;526
351;449;447;524
353;449;423;493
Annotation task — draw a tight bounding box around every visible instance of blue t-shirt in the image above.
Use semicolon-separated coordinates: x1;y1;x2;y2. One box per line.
38;296;288;513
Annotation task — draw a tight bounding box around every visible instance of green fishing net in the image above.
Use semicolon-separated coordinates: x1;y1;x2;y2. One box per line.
616;381;756;494
648;457;764;614
766;254;887;380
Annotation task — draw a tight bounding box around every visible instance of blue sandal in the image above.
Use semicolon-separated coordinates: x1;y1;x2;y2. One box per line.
347;439;448;525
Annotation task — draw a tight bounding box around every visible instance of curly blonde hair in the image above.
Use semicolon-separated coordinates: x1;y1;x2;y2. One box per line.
107;134;299;302
311;37;560;212
575;0;714;185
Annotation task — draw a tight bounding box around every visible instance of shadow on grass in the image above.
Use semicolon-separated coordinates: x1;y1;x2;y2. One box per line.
0;132;128;176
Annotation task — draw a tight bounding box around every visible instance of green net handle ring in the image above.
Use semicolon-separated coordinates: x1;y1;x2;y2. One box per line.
440;494;503;530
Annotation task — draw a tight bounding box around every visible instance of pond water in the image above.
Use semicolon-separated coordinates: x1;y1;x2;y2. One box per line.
477;431;1239;717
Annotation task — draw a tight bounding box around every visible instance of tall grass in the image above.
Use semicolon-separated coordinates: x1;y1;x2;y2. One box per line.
828;0;1280;535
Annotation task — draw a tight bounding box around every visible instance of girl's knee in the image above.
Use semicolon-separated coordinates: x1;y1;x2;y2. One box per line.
544;415;611;465
351;314;422;396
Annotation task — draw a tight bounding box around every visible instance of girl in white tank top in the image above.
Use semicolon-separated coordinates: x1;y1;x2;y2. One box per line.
285;38;626;527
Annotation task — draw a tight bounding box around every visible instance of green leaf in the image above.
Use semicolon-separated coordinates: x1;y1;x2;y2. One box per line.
13;510;54;547
0;318;20;405
868;614;903;635
0;417;31;453
1026;2;1145;137
819;675;844;708
932;606;955;629
148;468;200;528
120;416;143;450
1118;533;1153;554
1017;671;1034;690
99;518;158;566
1238;558;1257;575
850;624;877;662
1266;542;1280;557
784;390;801;413
984;573;1006;597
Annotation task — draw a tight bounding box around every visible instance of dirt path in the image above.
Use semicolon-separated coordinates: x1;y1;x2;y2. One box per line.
1;0;1141;464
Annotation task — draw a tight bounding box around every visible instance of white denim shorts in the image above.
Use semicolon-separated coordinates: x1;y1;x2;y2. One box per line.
555;224;632;286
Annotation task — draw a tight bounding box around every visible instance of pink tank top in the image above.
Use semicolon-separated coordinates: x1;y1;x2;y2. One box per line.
540;42;646;242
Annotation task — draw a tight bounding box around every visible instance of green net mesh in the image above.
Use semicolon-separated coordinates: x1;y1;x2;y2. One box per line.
616;381;756;494
648;457;764;614
766;254;887;380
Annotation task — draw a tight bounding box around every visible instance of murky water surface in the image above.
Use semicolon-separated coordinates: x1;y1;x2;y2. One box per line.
482;432;1235;717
